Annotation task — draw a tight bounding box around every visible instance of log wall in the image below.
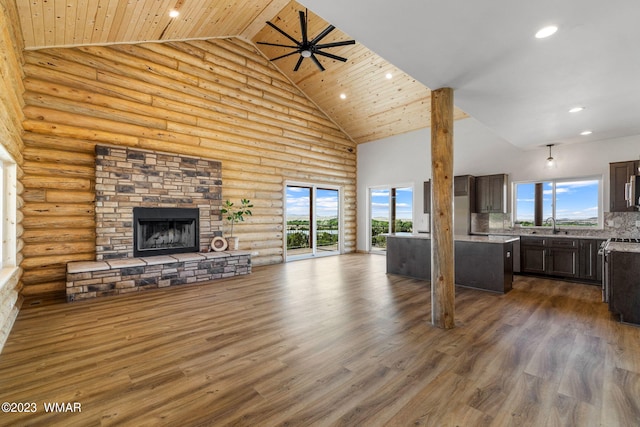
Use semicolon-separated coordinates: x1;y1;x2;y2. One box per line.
0;0;25;351
20;37;357;299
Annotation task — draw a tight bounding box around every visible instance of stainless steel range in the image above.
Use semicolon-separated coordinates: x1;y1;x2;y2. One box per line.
608;237;640;243
599;240;608;302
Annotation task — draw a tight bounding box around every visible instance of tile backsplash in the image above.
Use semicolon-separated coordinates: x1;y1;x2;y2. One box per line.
472;211;640;239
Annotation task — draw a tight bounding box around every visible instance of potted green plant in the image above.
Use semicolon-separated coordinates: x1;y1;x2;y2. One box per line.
221;198;253;250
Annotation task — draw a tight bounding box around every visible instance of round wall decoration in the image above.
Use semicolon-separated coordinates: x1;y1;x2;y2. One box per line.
210;236;228;252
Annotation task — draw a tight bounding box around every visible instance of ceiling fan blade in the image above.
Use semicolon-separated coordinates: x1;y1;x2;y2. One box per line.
265;21;301;46
257;41;299;49
299;10;308;45
293;55;305;72
310;25;335;45
315;50;348;62
315;40;356;49
310;54;325;71
270;50;301;61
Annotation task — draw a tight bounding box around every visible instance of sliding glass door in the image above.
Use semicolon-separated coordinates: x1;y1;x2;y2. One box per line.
316;188;340;254
370;188;390;252
286;184;341;260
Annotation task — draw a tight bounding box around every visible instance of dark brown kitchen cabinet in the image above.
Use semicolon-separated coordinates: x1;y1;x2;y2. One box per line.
578;239;604;281
520;236;601;282
423;181;431;214
454;175;475;197
520;237;547;274
547;238;578;278
610;160;639;212
475;174;507;213
425;176;476;213
608;250;640;325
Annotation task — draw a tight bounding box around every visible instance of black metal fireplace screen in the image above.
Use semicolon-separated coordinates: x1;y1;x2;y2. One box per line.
133;207;199;257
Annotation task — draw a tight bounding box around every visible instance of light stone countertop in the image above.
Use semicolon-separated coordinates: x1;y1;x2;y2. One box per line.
604;242;640;253
385;233;519;244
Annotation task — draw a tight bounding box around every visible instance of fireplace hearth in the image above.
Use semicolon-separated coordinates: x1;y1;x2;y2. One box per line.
133;207;199;257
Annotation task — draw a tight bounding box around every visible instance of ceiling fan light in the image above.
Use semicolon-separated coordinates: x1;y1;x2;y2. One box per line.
259;9;354;72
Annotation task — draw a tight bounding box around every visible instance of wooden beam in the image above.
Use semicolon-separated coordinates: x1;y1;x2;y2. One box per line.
534;182;543;226
390;188;397;233
430;87;455;329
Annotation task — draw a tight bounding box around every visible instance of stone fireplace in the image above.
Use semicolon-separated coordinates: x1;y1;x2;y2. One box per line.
133;207;199;257
94;145;222;260
66;145;251;301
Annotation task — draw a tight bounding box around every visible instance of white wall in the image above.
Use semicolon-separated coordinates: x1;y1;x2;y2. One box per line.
357;117;640;251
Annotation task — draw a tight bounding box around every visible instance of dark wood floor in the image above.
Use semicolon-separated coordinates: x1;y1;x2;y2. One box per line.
1;254;639;426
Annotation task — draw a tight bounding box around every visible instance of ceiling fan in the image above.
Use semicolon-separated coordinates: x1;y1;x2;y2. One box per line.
257;9;355;72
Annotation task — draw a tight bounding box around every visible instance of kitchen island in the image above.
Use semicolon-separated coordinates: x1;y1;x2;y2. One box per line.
386;233;518;293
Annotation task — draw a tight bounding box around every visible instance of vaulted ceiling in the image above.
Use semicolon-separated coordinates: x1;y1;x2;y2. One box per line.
14;0;640;149
304;0;640;150
15;0;467;145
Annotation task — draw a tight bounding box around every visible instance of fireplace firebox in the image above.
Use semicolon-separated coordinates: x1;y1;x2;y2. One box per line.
133;207;199;257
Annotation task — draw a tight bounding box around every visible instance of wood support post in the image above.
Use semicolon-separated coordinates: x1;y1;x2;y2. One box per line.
534;183;543;226
430;87;455;329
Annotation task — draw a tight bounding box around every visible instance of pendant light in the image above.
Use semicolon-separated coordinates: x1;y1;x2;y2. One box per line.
545;144;556;169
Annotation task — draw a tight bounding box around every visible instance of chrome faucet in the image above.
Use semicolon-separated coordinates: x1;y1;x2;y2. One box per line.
546;216;559;234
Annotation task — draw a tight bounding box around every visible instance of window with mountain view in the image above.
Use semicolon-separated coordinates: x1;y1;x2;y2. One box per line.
369;186;413;251
514;177;601;228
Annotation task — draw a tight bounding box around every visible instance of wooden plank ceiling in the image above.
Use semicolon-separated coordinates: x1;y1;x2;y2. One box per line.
15;0;467;144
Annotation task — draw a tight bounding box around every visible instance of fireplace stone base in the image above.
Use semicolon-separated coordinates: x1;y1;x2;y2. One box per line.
66;251;251;302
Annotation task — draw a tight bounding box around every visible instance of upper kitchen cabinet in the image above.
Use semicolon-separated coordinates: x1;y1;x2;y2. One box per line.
610;160;639;212
423;181;431;214
454;175;476;197
475;174;508;213
425;176;475;213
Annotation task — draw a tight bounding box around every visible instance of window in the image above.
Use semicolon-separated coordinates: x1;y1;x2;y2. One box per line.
514;177;601;228
0;162;3;268
0;145;16;272
369;186;413;252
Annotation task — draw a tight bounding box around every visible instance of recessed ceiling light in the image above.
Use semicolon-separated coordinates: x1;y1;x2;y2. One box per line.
535;25;558;39
169;9;180;18
385;73;393;80
339;93;347;100
580;130;593;136
568;106;585;113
